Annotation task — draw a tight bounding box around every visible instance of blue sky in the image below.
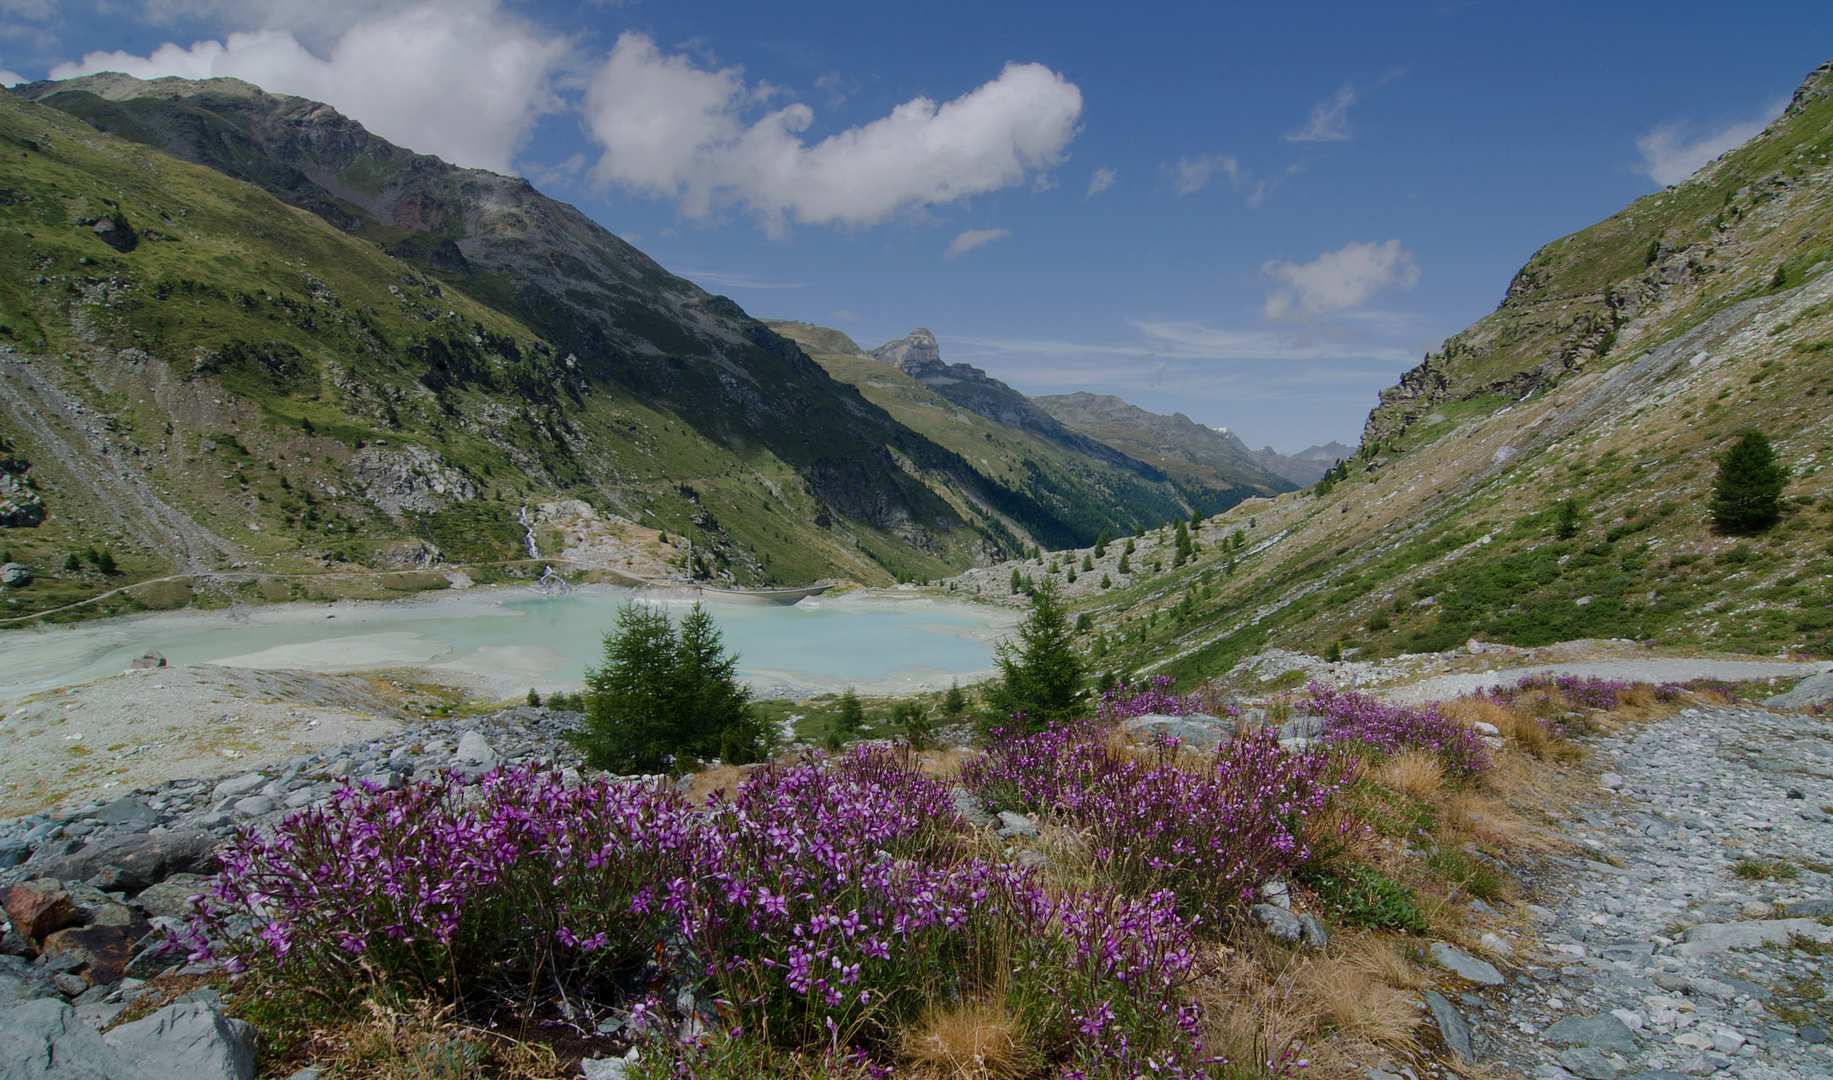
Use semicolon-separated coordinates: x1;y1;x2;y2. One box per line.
9;2;1833;452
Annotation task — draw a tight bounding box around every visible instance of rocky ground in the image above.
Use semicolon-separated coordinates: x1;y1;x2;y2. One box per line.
0;664;414;817
1418;699;1833;1080
1;658;1831;1079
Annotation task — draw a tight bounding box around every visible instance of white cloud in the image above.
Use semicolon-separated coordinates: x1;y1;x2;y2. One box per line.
1261;239;1420;322
50;0;569;173
583;33;1082;236
1166;153;1236;196
944;227;1010;259
1086;166;1116;196
0;65;22;86
1286;83;1356;142
1635;102;1783;186
830;310;859;322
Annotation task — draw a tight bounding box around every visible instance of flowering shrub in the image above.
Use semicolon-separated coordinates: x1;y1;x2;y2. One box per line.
1094;675;1206;723
194;767;697;1000
1485;674;1636;712
190;747;1215;1076
962;722;1341;927
1306;684;1490;776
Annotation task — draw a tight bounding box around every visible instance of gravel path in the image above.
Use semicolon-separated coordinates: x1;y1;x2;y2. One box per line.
1382;658;1831;706
1430;701;1833;1080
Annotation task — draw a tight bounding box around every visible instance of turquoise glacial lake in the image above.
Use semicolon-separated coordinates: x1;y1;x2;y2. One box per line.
0;587;1010;700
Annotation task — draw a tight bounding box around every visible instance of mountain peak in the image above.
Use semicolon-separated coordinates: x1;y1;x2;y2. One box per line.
870;328;941;370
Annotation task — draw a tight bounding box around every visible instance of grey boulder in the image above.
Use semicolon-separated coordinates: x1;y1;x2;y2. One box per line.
1429;942;1503;985
1765;670;1833;708
1250;904;1303;943
1543;1012;1639;1054
453;731;497;771
0;957;60;1010
210;774;266;802
996;811;1038;838
1424;989;1473;1063
102;1001;255;1080
1121;714;1228;750
30;831;215;895
1673;918;1833;957
0;998;151;1079
1558;1046;1620;1080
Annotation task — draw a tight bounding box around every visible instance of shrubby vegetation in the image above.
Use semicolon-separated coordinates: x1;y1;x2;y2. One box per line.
177;665;1722;1076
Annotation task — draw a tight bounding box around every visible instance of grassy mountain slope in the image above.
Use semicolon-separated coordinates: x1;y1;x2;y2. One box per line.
0;83;1028;622
986;60;1833;682
1029;392;1294;499
767;320;1261;548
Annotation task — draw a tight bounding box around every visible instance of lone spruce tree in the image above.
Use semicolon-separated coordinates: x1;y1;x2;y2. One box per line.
576;604;680;773
985;578;1084;732
1709;430;1789;534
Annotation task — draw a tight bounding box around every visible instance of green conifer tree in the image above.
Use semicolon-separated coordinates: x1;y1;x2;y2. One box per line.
575;604;680;773
838;686;866;733
1710;430;1789;534
985;579;1085;732
675;605;767;763
1554;498;1582;540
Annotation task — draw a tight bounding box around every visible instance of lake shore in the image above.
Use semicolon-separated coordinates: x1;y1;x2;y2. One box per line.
0;583;1018;811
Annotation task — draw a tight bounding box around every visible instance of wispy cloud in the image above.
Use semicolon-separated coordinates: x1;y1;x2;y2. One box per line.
1129;320;1415;362
1635;99;1784;187
1166;154;1237;196
1086;166;1117;196
1261;239;1420;322
829;310;859;322
677;269;806;289
1285;83;1356;142
1163;154;1291;207
944;227;1011;259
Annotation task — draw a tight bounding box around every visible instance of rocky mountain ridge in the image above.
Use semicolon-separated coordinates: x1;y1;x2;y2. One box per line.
1029;391;1299;492
868;328;1158;478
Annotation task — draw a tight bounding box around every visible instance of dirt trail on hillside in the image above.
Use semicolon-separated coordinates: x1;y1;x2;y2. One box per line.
1380;657;1831;705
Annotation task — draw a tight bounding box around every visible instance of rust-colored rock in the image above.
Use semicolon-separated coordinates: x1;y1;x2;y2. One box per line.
38;918;150;986
2;878;79;941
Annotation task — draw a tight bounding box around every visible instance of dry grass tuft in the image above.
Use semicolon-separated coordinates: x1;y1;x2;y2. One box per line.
896;999;1035;1080
915;747;971;779
301;998;562;1080
1373;751;1444;800
1197;938;1424;1080
1444;789;1552;857
1441;696;1583;761
1296;946;1424;1057
682;763;753;804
